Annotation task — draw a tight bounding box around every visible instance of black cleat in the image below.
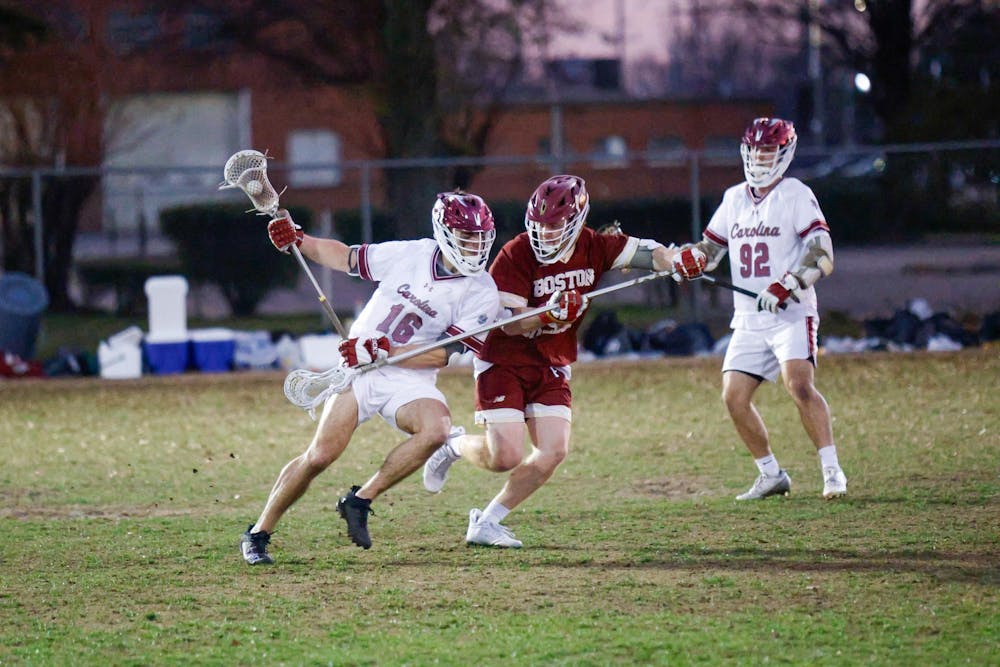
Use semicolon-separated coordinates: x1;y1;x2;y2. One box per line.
240;524;274;565
336;485;373;549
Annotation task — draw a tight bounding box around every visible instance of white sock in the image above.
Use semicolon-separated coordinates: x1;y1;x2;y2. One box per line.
818;445;840;470
755;454;781;478
445;431;465;459
482;500;510;524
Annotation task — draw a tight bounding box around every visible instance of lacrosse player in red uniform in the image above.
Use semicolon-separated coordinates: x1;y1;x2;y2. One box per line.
672;117;847;501
422;174;698;547
240;192;499;564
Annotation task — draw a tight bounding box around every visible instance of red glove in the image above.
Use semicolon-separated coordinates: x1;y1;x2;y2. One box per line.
539;290;588;326
756;273;800;313
338;336;390;367
267;213;303;253
671;245;707;281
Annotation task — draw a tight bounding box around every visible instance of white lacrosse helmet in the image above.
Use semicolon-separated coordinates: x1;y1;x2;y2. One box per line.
740;118;797;189
431;192;496;276
525;174;590;264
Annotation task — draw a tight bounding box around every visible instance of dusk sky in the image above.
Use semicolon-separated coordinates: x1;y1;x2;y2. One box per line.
544;0;678;63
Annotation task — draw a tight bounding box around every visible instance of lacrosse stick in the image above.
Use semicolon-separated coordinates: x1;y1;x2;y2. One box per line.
284;265;683;417
220;149;348;337
696;274;788;310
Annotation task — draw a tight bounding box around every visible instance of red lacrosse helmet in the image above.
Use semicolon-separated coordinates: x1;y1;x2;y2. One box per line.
524;174;590;264
432;191;496;276
740;117;797;188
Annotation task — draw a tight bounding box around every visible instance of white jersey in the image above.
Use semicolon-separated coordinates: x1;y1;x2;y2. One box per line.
704;177;829;330
352;238;500;382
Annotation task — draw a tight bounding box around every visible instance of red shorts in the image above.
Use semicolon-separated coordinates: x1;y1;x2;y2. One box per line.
474;364;572;424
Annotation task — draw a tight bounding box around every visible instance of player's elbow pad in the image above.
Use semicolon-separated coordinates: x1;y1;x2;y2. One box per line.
696;240;727;272
793;234;834;288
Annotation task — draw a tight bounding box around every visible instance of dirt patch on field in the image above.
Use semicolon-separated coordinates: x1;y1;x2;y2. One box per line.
630;476;719;499
0;488;199;520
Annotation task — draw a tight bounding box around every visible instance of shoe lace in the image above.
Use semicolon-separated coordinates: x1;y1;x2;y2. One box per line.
251;531;270;549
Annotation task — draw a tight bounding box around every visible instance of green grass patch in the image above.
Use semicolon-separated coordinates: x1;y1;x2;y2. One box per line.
1;350;997;664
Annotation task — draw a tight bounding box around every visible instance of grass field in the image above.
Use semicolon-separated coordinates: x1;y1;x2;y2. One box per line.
1;348;997;665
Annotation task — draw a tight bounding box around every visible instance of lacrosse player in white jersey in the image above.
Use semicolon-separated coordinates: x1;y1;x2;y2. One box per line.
240;192;500;564
670;117;847;501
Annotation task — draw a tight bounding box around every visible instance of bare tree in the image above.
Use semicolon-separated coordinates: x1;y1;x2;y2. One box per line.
171;0;563;240
0;3;140;310
734;0;989;142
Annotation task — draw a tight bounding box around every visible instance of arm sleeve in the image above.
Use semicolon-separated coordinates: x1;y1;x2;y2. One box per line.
356;240;411;282
490;244;534;308
598;232;633;270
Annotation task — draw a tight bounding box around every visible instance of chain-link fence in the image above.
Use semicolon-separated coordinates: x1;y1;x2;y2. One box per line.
1;139;997;316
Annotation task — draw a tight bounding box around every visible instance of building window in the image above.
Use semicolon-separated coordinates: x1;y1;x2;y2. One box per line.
646;136;685;165
288;129;342;188
591;135;627;168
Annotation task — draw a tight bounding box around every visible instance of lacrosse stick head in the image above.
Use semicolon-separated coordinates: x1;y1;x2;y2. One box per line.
220;149;280;216
283;366;357;418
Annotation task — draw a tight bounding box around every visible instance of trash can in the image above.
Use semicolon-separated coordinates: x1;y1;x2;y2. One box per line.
0;272;50;359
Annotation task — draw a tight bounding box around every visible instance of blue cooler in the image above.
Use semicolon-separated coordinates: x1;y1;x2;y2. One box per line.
144;335;190;374
0;272;49;358
190;328;235;373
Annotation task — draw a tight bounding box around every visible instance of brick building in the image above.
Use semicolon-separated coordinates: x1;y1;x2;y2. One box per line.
9;2;769;232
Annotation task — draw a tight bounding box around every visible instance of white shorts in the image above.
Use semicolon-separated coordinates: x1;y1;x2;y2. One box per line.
722;316;819;382
349;365;447;431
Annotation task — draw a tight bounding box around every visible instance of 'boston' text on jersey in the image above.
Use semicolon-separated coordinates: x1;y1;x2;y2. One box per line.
532;269;596;297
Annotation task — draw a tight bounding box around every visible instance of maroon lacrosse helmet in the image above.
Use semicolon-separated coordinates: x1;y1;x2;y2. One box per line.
431;192;496;276
524;174;590;264
740;117;798;188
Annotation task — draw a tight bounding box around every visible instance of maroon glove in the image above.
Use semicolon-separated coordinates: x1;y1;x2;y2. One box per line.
267;213;303;253
338;336;390;367
671;245;708;280
539;290;589;326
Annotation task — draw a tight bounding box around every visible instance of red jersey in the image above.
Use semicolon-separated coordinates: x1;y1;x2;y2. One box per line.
479;226;632;367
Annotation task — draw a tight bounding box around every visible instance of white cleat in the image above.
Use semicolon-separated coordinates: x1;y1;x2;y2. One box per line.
422;426;464;493
465;508;522;548
822;467;848;499
736;470;792;500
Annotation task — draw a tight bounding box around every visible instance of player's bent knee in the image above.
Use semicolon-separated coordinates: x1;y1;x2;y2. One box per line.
784;379;815;404
483;441;523;472
304;444;339;471
419;420;451;447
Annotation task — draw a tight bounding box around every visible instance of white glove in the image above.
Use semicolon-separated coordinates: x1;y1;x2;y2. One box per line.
756;273;801;313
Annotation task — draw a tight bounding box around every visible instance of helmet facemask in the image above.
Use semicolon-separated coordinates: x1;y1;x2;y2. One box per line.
432;192;496;276
740;118;797;189
525;175;590;264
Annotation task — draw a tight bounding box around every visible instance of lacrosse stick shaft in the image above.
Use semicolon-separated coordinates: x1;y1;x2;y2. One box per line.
370;266;680;370
286;266;682;414
290;245;348;337
697;274;787;310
